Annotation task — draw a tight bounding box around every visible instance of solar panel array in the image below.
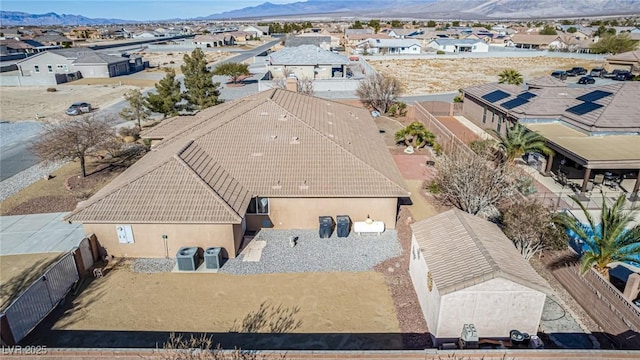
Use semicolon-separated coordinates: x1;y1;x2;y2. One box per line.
482;90;510;103
566;102;603;116
517;91;537;100
501;97;529;110
576;90;613;103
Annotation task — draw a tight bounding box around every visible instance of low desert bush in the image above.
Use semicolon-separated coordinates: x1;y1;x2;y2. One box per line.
436;50;446;55
118;126;141;140
46;87;57;92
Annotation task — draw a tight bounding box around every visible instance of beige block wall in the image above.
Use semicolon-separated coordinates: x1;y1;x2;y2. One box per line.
409;235;441;343
83;223;242;259
246;197;398;231
436;278;546;340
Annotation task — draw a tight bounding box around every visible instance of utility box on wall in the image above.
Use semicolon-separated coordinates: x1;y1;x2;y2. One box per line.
116;225;135;244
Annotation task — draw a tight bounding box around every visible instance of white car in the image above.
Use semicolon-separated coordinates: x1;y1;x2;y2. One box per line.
66;102;92;116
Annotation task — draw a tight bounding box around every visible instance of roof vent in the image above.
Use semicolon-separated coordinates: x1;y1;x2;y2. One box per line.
348;111;355;117
272;181;282;190
327;112;333;116
290;136;300;144
328;134;334;138
260;111;269;116
278;114;288;121
298;180;309;190
328;121;333;125
271;135;277;140
251;152;263;157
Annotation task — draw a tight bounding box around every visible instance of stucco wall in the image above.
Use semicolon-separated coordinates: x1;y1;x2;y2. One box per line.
462;97;508;134
409;235;441;343
245;197;398;232
17;52;75;79
268;64;338;79
83;223;241;258
75;64;112;78
436;278;546;340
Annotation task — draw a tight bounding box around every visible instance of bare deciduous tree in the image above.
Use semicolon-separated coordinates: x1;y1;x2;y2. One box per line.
296;77;314;95
356;73;404;114
31;114;117;177
433;149;518;217
500;199;568;260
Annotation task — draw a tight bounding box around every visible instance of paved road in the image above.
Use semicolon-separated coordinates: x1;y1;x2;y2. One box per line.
0;122;43;181
216;39;280;65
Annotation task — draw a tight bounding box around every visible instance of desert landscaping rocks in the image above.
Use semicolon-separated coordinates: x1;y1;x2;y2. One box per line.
131;258;175;273
221;228;402;275
0;160;65;202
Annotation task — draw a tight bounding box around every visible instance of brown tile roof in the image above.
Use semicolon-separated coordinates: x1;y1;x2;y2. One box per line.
411;209;551;295
606;49;640;63
526;75;567;88
463;81;640;133
67;89;408;223
509;34;562;45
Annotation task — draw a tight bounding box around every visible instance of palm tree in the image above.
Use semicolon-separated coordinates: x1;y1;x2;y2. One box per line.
394;122;436;149
555;194;640;280
490;123;552;162
498;69;524;85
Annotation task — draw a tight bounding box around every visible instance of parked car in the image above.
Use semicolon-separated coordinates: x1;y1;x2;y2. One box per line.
589;67;607;78
613;70;633;81
66;102;92;116
578;75;596;84
566;67;587;76
551;70;567;80
604;69;626;78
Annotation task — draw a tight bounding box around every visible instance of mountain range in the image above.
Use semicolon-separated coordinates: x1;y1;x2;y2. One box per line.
2;0;640;26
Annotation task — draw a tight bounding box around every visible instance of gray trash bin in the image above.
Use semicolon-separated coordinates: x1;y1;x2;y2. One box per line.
204;247;223;269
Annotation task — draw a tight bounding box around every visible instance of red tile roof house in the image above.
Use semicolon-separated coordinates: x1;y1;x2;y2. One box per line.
65;89;409;259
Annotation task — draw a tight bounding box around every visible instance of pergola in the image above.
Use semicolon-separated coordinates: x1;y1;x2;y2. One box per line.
525;122;640;198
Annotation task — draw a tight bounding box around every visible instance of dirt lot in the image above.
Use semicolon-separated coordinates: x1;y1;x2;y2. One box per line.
138;50;233;74
369;57;604;95
43;265;401;349
0;84;137;121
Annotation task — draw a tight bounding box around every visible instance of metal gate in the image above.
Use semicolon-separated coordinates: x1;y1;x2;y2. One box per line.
78;237;94;272
3;251;79;343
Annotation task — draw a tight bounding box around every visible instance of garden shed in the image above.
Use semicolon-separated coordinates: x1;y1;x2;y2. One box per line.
409;209;551;345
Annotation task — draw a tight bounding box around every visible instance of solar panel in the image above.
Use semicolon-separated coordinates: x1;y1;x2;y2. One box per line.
501;97;529;109
566;102;603;115
576;90;613;103
517;91;537;100
481;90;510;103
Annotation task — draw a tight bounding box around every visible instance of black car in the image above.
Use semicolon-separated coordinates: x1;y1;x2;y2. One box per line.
566;67;587;76
604;69;625;78
614;71;633;81
578;76;596;84
589;67;607;78
551;70;567;80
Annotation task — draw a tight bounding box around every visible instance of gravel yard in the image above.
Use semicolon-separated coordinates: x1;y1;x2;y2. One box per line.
220;229;401;275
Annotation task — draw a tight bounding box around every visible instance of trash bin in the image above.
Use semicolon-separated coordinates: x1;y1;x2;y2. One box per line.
336;215;351;238
319;216;334;238
204;247;223;269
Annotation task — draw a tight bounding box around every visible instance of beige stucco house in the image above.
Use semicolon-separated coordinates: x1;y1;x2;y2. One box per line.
605;49;640;74
409;209;551;345
267;45;349;79
65;89;408;259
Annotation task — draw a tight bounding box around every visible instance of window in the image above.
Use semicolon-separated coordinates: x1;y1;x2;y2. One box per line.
34;65;40;73
47;65;53;72
246;197;269;214
57;64;65;70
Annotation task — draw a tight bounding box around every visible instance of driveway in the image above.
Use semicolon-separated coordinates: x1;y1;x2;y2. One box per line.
0;212;84;255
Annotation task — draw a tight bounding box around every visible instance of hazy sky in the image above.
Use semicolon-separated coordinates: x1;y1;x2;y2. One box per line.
2;0;302;21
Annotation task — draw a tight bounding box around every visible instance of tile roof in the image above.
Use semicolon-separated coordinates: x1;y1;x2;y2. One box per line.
268;45;348;65
463;81;640;133
430;38;484;46
509;34;562;45
606;49;640;63
73;52;128;65
67;89;408;223
411;209;551;295
526;75;567;88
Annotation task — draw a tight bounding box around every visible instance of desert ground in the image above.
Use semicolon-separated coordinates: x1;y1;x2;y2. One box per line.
369;57;604;95
136;49;233;72
0;252;64;309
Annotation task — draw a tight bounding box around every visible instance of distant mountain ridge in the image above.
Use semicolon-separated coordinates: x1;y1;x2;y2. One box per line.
3;0;640;26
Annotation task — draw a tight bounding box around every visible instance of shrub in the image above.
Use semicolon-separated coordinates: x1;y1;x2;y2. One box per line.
118;126;141;139
46;87;57;92
436;50;445;55
453;94;463;103
432;142;443;156
426;180;440;194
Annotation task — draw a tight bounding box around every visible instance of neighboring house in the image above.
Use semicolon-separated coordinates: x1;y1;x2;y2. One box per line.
243;25;270;37
32;34;73;47
267;44;349;79
133;31;161;39
605;50;640;74
462;81;640;196
344;28;374;37
0;38;41;56
358;39;421;55
296;32;341;49
15;48;132;85
427;38;489;53
507;34;567;50
68;26;100;40
409;209;550;346
65;89;409;259
387;28;423;38
344;33;390;47
285;35;332;50
193;34;228;47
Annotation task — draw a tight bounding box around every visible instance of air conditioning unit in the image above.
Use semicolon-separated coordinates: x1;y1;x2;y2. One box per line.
204;247;223;270
459;323;478;349
176;247;199;271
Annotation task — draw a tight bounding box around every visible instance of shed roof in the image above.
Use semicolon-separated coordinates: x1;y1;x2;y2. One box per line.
67;89;408;223
411;209;551;295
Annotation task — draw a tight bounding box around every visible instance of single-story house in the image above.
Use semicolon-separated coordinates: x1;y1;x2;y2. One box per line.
461;81;640;196
410;209;551;345
32;34;74;47
65;89;409;259
427;38;489;53
243;25;270;37
0;38;41;56
357;39;421;55
605;50;640;74
507;34;567;50
267;44;349;79
387;28;423;39
15;48;133;85
285;35;332;50
193;34;228;47
344;33;390;47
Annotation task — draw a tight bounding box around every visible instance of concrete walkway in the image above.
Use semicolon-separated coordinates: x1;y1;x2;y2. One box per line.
0;212;85;255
